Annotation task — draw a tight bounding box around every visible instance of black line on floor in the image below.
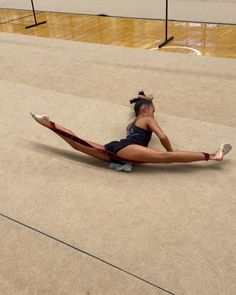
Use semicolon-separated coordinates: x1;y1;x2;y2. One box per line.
0;11;44;25
0;212;176;295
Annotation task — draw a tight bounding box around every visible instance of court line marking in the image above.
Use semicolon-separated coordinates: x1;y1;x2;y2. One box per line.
0;212;176;295
150;46;202;55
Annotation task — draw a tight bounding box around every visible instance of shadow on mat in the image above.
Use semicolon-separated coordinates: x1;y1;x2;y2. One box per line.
30;141;108;170
29;141;226;174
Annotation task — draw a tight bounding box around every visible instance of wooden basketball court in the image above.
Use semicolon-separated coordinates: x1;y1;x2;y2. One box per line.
0;9;235;58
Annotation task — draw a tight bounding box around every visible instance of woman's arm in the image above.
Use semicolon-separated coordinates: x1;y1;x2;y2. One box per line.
138;94;154;101
147;117;173;152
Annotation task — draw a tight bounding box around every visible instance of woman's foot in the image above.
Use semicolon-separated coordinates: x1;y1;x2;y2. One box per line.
30;112;51;128
212;143;232;161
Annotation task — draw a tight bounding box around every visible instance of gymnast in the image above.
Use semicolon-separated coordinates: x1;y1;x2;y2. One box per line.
30;91;232;169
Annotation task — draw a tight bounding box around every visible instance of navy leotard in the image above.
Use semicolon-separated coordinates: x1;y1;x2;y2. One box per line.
104;122;152;163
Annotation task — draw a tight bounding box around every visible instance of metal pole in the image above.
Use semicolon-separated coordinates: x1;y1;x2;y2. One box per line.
31;0;37;24
159;0;174;48
25;0;47;29
165;0;168;40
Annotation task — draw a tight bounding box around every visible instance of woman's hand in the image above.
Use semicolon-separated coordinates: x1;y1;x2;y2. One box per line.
146;94;154;100
138;94;154;101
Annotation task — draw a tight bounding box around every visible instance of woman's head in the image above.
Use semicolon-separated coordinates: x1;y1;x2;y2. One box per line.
130;91;155;117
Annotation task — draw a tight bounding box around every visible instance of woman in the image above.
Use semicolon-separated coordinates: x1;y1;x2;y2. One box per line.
30;91;232;165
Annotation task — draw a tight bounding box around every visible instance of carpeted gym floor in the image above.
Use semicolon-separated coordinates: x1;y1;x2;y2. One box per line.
0;32;235;295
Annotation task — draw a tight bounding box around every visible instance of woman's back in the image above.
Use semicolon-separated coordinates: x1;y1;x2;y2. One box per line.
126;120;152;147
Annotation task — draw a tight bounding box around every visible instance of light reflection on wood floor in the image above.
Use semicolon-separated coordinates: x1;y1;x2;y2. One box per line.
0;9;235;58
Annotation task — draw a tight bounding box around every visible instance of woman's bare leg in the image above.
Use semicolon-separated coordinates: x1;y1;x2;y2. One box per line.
31;113;231;165
30;113;109;162
117;144;227;164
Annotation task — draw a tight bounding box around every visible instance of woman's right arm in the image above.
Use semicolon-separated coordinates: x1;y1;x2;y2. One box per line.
147;117;173;152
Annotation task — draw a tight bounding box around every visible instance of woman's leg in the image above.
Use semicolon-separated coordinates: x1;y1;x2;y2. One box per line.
116;144;225;164
31;113;110;162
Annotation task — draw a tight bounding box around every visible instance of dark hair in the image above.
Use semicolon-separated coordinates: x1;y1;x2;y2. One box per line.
130;91;153;116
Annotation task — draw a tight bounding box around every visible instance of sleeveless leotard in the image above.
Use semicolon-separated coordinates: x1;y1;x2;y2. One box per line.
104;122;152;163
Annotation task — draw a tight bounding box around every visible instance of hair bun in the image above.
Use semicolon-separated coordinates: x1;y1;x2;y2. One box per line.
138;90;145;96
130;98;139;104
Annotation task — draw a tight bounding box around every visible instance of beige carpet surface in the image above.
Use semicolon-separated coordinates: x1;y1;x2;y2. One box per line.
0;33;236;295
0;0;235;24
0;32;236;127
